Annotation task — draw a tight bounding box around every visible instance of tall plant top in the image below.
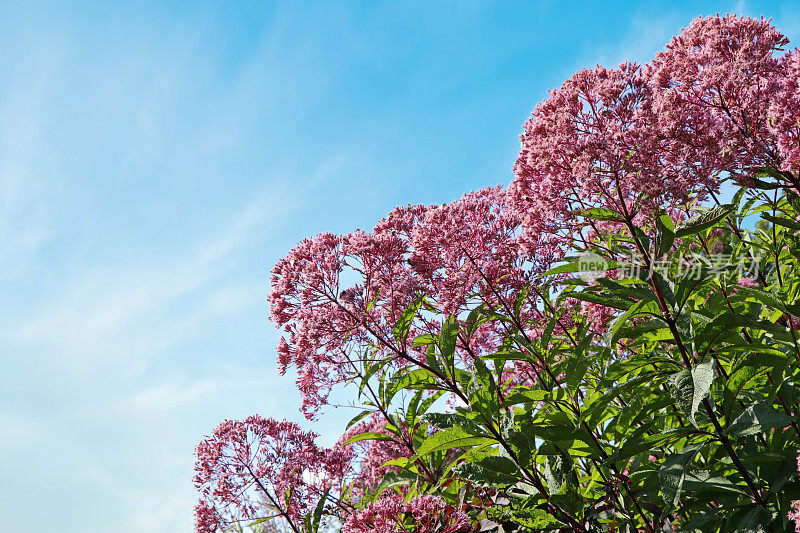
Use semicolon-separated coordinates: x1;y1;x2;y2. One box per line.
194;15;800;533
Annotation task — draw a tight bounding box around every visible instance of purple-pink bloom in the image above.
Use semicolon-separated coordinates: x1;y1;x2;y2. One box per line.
769;48;800;176
508;61;710;253
342;491;471;533
646;15;795;189
269;188;553;418
193;416;350;532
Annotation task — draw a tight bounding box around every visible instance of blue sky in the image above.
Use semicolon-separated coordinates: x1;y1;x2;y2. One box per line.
1;1;797;531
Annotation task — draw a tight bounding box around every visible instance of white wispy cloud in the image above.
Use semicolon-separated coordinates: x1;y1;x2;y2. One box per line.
13;186;288;370
578;10;680;68
94;373;279;418
0;32;65;279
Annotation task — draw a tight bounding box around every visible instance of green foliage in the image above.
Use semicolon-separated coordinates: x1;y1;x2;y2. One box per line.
339;184;800;532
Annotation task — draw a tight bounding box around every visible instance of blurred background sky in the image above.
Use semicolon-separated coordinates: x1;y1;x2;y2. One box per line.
1;1;797;531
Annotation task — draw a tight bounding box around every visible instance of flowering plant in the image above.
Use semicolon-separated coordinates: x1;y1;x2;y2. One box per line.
195;15;800;533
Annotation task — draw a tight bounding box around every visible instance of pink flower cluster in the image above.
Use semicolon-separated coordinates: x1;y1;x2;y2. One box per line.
342;491;470;533
193;416;349;532
509;61;668;246
771;48;800;174
508;14;800;247
648;15;788;174
338;413;414;494
196;14;800;533
269;186;554;417
789;456;800;531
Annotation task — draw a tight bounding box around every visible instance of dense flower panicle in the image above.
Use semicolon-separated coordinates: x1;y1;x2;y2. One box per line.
508;62;709;253
790;501;800;533
268;188;551;417
409;186;539;314
193;416;350;532
337;413;416;494
790;455;800;531
770;48;800;175
646;15;790;180
342;492;471;533
268;225;426;416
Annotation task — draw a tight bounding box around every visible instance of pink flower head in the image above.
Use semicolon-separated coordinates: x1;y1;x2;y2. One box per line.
268;223;426;417
193;416;350;532
509;62;708;251
790;499;800;533
646;15;790;183
269;189;554;417
338;413;415;494
410;186;529;313
769;48;800;176
343;492;471;533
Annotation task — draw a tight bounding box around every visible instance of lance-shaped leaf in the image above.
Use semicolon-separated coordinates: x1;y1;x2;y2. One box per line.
725;403;792;438
342;431;397;446
453;455;520;486
733;504;772;533
656;213;676;257
415;426;495;457
674;204;734;238
658;444;703;509
438;315;459;371
393;296;423;346
668;362;714;428
304;488;330;533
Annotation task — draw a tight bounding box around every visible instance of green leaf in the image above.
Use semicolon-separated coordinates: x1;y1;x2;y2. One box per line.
417;390;445;417
415;426;495;457
341;431;396;445
393;296;423;346
668;362;714;428
543;453;569;494
605;300;649;345
359;357;391;397
345;409;373;430
581;207;623;221
405;389;425;426
612;428;693;463
486;507;564;531
453;456;520;486
501;388;548;408
386;368;440;405
411;333;436;347
424;412;484;434
762;212;800;232
682;471;747;496
725;403;792;438
613;317;671;342
675;205;734;238
466;356;499;419
571;290;633;310
562;354;592;390
678;509;722;532
734;286;788;313
425;344;445;377
545;452;583;514
723;352;783;414
658;212;675;232
659;444;703;509
438;315;459;371
656;214;676;257
733;504;772;533
372;470;418;492
310;488;330;533
766;451;799;498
